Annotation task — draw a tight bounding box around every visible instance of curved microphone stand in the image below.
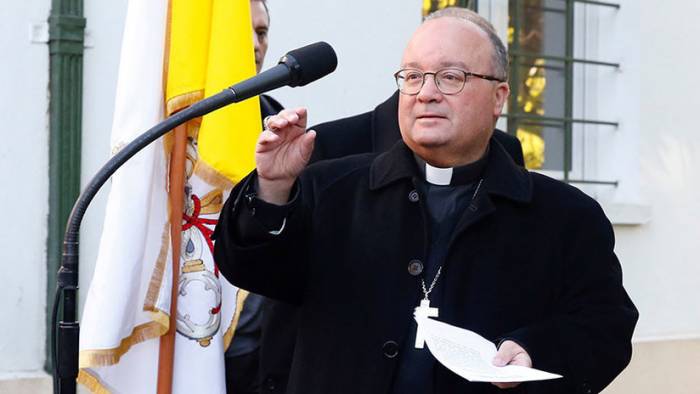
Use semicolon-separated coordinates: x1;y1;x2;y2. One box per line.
52;87;244;394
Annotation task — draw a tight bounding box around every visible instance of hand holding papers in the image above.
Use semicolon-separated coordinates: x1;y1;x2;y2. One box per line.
414;316;562;383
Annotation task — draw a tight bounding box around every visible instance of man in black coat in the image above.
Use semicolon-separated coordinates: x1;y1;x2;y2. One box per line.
257;90;525;394
230;3;524;392
216;7;637;394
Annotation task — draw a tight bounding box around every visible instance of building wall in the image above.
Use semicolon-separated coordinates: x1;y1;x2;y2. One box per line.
263;0;421;126
604;338;700;394
0;0;128;390
613;0;700;341
604;1;700;392
0;0;51;384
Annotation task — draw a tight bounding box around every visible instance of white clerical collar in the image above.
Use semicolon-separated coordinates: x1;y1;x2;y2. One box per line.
425;163;453;186
414;147;489;186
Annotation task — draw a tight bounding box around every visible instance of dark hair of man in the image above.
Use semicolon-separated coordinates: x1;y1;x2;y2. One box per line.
252;0;270;24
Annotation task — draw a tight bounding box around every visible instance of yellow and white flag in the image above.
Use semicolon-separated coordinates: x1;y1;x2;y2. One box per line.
78;0;260;392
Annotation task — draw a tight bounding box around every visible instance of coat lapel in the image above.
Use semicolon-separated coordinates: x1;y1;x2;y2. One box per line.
369;137;533;246
448;139;533;243
371;91;401;153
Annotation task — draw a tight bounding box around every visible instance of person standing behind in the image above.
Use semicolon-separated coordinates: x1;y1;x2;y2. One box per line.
224;1;282;393
251;0;283;119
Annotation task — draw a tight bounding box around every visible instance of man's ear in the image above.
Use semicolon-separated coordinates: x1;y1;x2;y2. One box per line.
492;82;510;118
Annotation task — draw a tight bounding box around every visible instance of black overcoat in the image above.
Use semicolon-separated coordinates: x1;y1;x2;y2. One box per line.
214;138;638;394
257;91;525;394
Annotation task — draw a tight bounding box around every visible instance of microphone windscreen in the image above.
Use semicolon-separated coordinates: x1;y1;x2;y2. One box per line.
282;41;338;87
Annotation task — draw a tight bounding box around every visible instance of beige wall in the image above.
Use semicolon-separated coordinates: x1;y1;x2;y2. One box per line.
0;374;51;394
603;338;700;394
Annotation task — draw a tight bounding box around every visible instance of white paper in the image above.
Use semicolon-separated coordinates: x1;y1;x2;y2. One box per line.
415;316;563;383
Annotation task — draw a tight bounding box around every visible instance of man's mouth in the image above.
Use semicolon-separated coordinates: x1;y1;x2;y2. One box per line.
417;114;446;120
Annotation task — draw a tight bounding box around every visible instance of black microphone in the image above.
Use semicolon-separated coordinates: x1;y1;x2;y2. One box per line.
185;41;337;119
230;41;339;100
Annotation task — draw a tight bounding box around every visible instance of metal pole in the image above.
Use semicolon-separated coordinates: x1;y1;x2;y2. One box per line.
46;0;84;385
507;0;521;137
564;0;575;181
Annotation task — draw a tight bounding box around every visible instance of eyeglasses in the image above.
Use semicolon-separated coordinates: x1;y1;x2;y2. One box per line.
393;68;505;95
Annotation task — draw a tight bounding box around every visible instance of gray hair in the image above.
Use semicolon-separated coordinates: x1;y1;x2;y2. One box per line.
425;7;508;81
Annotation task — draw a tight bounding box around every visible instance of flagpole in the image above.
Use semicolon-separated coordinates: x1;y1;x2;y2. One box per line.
157;124;188;394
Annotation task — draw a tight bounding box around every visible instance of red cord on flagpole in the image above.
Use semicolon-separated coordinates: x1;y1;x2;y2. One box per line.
157;124;187;394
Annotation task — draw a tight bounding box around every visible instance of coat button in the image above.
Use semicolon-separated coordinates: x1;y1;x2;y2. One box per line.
408;260;424;276
408;189;420;202
578;382;592;394
264;377;277;391
468;203;478;212
382;340;399;358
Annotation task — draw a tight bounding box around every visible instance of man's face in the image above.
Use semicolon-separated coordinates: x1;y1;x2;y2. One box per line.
398;17;509;166
251;0;269;74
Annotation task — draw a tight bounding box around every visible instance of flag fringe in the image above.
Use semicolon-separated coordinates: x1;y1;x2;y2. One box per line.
78;316;168;369
193;158;236;189
199;189;224;214
144;222;172;311
77;368;112;394
223;289;249;350
166;90;203;117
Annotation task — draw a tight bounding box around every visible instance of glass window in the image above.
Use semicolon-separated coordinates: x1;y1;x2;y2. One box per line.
423;0;476;17
420;1;620;187
503;0;620;187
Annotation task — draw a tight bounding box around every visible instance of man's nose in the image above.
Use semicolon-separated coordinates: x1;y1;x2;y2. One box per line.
253;36;259;51
416;74;443;102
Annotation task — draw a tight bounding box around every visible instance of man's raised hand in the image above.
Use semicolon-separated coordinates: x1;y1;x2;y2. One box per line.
255;107;316;205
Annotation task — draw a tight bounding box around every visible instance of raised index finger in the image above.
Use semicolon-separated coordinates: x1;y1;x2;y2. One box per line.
279;107;307;129
268;107;308;131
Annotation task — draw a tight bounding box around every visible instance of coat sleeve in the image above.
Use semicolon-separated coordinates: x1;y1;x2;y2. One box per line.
213;172;311;305
503;203;638;394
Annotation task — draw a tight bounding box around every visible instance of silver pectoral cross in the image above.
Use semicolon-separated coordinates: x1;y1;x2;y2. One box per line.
414;298;439;349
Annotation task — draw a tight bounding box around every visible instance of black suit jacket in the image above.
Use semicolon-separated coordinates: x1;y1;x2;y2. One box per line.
257;92;525;393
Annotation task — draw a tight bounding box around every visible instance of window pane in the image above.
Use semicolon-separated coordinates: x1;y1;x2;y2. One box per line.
508;0;570;171
513;1;567;55
510;0;567;53
512;60;566;119
510;58;567;170
422;0;476;17
517;125;565;171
